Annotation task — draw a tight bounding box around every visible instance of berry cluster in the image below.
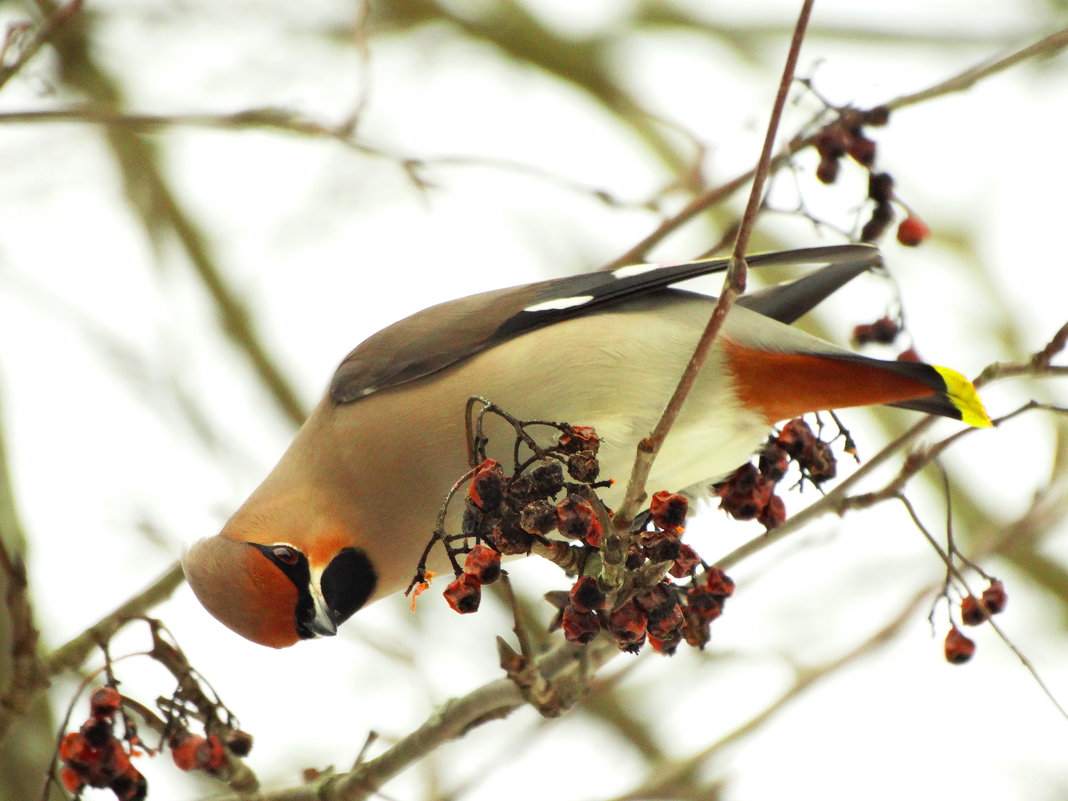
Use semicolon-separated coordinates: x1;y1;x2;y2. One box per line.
850;314;922;365
425;423;608;613
944;580;1008;664
714;418;836;528
812;108;929;247
421;416;736;657
54;622;253;800
59;686;148;801
550;493;735;654
168;729;229;774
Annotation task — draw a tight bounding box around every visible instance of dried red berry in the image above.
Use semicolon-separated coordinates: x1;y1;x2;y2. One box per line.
463;544;502;584
170;731;205;772
81;718;113;749
487;516;534;555
960;595;988;626
510;461;568;504
642;532;681;565
197;735;227;772
562;606;601;644
60;731;89;763
648;630;682;655
861;200;895;243
225;730;253;758
566;451;600;482
758;440;788;481
982;580;1008;615
90;686;122;719
443;574;482;614
776;419;816;459
61;766;85;793
528;459;565;499
816;155;840;185
668;544;701;578
650;490;688;531
897;347;921;363
815;124;851;159
625;545;646;570
681;606;712;649
468;459;505;509
716;464;774;520
704;567;735;598
686;587;724;622
109;766;147;801
944;627;976;664
896;215;930;247
800;439;837;483
647;601;683;639
868;172;895;203
607;600;648;649
757;493;786;529
568;576;606;613
558;425;600;454
847;135;877;166
853;316;899;346
635;583;673;613
555;494;603;547
105;743;132;774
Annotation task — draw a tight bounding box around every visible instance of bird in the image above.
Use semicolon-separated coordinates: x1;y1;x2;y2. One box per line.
183;244;990;648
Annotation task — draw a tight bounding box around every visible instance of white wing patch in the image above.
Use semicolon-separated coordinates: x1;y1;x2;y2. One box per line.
523;294;595;312
611;262;663;279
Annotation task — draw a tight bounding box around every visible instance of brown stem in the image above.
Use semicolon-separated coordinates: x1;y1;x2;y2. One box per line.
613;0;815;529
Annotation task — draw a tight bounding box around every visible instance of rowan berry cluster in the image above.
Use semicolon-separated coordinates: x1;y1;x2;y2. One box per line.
812;108;929;247
714;418;836;529
430;423;607;615
551;493;735;654
944;580;1008;664
54;623;252;800
424;418;735;656
59;686;148;801
850;313;923;365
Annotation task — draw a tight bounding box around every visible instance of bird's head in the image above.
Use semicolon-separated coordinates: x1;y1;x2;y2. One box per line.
183;521;377;648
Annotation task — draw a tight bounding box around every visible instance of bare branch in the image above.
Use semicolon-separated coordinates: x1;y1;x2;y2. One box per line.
0;0;83;92
885;28;1068;112
608;588;930;801
42;563;184;679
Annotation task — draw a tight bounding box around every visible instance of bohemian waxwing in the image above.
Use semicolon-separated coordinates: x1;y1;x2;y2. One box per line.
184;245;990;648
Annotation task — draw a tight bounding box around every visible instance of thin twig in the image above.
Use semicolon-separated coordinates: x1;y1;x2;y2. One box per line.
613;0;815;529
42;563;185;679
607;587;930;801
884;28;1068;112
602;30;1068;270
0;0;83;92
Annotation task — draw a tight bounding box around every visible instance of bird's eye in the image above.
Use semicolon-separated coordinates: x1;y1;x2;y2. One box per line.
271;545;299;565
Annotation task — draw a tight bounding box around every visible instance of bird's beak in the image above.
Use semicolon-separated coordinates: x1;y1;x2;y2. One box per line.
309;582;338;637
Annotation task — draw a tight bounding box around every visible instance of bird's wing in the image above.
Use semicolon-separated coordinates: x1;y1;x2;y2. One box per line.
329;245;882;403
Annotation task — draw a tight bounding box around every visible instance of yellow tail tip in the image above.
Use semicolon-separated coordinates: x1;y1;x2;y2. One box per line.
934;366;993;427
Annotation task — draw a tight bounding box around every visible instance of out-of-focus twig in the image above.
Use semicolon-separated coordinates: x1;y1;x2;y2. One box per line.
28;1;308;427
606;588;930;801
602;29;1068;269
0;0;83;92
0;539;46;748
885;28;1068;112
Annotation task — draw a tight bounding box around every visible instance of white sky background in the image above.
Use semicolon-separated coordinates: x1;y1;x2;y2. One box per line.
1;1;1067;799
